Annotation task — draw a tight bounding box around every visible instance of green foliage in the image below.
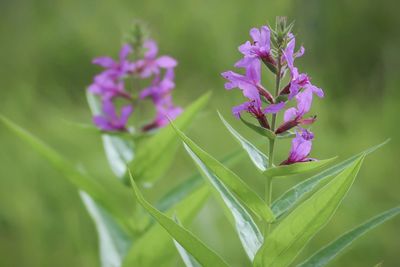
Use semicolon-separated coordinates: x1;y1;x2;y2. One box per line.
128;174;229;267
81;192;131;267
263;157;337;178
171;122;275;223
0;115;135;233
298;206;400;267
183;143;263;261
271;140;390;218
123;183;210;266
219;112;269;171
127;92;211;184
253;156;365;267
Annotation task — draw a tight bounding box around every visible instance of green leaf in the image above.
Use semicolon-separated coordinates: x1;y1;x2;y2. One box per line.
127;92;211;184
81;192;131;267
272;140;390;218
298;206;400;267
240;116;276;140
87;93;135;179
184;143;263;261
172;122;275;223
0;115;134;231
219;111;268;171
264;157;337;178
123;183;211;267
156;145;247;212
128;175;230;267
173;217;202;267
253;156;365;267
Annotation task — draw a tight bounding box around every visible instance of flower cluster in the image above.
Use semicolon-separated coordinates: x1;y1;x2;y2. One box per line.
221;21;324;165
88;39;182;132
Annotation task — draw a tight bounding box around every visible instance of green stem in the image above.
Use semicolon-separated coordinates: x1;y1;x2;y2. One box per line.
264;51;282;235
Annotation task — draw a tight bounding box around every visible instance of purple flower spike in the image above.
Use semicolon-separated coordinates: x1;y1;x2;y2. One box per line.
93;100;133;132
281;128;315;165
235;26;275;69
133;39;177;78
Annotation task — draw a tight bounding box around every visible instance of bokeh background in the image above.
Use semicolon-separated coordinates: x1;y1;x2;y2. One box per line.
0;0;399;266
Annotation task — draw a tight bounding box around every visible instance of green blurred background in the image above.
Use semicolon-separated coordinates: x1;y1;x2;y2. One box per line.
0;0;399;266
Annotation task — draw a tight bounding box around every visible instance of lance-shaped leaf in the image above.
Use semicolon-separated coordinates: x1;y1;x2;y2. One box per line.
81;192;131;267
156;145;246;212
272;140;390;218
0;115;134;231
298;206;400;267
264;157;337;179
240;116;276;140
87;93;134;179
253;156;365;267
128;175;230;267
173;217;202;267
127;92;211;184
172;122;275;223
184;143;263;261
123;183;210;266
219;111;268;171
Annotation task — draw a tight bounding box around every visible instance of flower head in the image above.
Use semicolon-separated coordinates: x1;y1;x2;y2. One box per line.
281;128;315;165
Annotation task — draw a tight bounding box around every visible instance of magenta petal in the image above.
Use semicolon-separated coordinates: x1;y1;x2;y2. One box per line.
232;102;250;118
120;105;133;124
92;57;116;68
144;39;158;59
264;102;285;114
119;44;132;60
93;116;112;131
284;107;298;122
156;56;177;68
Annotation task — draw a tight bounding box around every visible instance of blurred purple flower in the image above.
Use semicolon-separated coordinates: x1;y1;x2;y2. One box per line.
133;39;177;78
235;26;276;69
140;68;182;131
88;44;134;100
281;128;315;165
93;100;133;132
142;95;183;131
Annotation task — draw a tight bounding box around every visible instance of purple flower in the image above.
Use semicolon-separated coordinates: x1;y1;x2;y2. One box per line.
140;68;175;101
281;128;315;165
92;44;134;78
93;100;133;132
233;99;285;129
280;35;323;100
275;85;322;134
221;60;274;103
235;26;275;69
133;39;177;78
140;68;182;131
88;44;134;100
